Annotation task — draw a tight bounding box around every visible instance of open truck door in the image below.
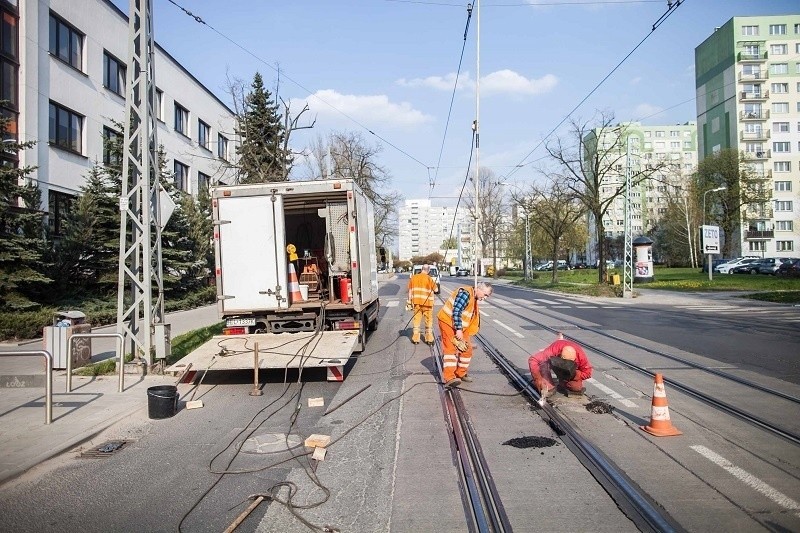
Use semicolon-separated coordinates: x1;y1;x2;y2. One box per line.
217;194;288;313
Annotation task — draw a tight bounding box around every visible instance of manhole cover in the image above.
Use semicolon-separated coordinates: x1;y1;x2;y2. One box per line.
80;440;128;459
502;436;557;449
239;433;303;454
586;400;613;414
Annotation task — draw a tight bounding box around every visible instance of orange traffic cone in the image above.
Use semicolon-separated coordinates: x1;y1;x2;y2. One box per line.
641;373;682;437
288;263;303;303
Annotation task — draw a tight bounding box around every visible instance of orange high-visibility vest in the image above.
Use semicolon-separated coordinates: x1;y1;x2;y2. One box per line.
408;273;436;307
437;286;479;336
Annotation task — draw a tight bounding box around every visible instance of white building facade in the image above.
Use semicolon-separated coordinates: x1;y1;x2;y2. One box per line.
15;0;238;235
398;199;470;263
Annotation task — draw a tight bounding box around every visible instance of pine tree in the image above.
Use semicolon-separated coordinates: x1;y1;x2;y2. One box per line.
0;123;51;310
235;72;290;183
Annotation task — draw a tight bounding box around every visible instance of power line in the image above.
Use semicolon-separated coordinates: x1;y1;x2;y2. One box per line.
506;0;687;180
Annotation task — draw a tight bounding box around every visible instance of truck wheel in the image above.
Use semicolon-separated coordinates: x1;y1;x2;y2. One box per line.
368;315;378;331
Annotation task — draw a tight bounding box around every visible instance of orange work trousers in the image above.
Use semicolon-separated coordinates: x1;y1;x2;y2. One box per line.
411;305;434;344
438;320;473;382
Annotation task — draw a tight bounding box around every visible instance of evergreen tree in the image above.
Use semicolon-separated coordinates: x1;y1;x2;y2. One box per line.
0;123;50;310
157;149;196;299
235;72;290;183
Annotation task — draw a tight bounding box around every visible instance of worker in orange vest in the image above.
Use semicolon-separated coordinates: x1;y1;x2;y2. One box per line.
407;264;437;344
437;281;493;388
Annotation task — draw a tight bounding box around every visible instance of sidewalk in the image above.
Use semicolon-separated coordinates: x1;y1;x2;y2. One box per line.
0;305;220;485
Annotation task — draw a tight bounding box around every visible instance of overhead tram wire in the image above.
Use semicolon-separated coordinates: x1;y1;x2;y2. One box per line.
505;0;687;181
162;0;430;172
429;3;474;194
384;0;664;6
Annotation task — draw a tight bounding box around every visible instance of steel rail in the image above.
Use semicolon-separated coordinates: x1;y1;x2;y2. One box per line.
432;341;511;532
475;335;683;533
488;290;800;446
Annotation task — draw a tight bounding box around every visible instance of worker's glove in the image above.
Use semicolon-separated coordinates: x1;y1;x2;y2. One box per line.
405;300;413;312
452;337;469;353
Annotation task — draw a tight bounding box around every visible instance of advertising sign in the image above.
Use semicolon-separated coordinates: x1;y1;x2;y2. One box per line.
702;225;720;254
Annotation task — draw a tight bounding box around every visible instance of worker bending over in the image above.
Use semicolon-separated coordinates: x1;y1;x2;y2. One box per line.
437;282;493;388
529;333;593;397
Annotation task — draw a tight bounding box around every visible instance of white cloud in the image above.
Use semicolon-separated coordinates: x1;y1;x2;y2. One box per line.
396;69;557;96
292;89;433;128
632;103;665;120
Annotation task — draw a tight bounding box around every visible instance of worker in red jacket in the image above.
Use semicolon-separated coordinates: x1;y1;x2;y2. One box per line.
528;334;592;397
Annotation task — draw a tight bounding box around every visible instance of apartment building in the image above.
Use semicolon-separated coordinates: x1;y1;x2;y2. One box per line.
695;14;800;258
398;199;470;262
12;0;238;236
584;122;698;264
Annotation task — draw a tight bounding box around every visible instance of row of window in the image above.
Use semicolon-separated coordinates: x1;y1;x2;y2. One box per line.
749;241;795;253
741;23;800;36
643;130;692;138
49;11;231;161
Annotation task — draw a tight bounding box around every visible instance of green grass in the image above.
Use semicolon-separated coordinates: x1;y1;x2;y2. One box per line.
503;266;800;303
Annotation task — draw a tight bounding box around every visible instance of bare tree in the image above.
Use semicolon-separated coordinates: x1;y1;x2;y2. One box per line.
464;168;507;277
511;178;585;282
545;112;666;283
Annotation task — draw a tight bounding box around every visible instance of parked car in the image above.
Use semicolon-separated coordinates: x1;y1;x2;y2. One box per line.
716;257;759;274
776;258;800;277
754;257;794;275
456;268;471;277
428;266;441;293
730;261;761;275
701;258;734;273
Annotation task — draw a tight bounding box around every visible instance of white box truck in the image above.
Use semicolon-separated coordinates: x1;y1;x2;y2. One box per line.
166;179;380;381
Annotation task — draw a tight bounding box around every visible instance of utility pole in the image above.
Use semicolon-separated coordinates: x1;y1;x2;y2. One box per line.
116;0;166;366
473;0;480;288
622;133;637;298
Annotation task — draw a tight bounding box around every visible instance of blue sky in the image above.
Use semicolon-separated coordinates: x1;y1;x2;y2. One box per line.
115;0;798;202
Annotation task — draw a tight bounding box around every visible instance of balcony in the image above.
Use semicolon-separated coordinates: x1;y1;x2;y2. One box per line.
752;169;773;180
738;70;767;81
737;51;768;62
746;149;771;160
740;110;769;120
739;90;769;101
740;130;770;141
745;230;774;239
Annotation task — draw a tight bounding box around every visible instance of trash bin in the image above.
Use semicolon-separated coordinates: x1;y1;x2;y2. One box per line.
147;385;179;419
43;311;92;369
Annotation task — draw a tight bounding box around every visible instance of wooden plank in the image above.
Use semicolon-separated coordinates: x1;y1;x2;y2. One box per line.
165;331;358;373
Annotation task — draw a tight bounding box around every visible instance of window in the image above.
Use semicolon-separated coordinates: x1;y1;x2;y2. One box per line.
1;7;18;111
48;101;82;153
49;13;83;70
745;123;762;134
655;142;665;149
198;119;210;150
769;24;786;35
103;51;125;96
742;64;761;77
174;103;188;136
670;141;680;148
198;171;210;192
776;241;794;252
796;23;800;34
773;102;789;113
773;122;790;133
155;89;163;121
743;44;760;57
774;161;791;172
643;142;652;149
770;44;787;55
683;141;692;148
670;131;679;137
771;82;788;93
775;200;793;212
749;241;766;252
48;190;75;237
770;63;788;75
711;117;720;133
102;126;121;166
173;160;189;192
217;133;228;160
644;131;651;138
775;181;792;192
655;131;664;138
742;25;759;36
776;220;793;231
773;142;790;153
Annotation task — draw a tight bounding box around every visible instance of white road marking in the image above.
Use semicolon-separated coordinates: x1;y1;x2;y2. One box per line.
386;301;399;307
514;298;530;304
691;445;800;514
585;378;637;408
479;310;489;316
533;299;559;304
492;319;524;338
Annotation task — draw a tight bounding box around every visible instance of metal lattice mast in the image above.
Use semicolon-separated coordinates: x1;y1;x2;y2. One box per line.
116;0;163;365
622;133;636;298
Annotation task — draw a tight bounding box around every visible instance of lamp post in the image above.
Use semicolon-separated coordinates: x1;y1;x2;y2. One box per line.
703;186;727;281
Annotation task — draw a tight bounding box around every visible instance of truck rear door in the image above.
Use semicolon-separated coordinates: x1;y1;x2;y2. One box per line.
217;194;288;312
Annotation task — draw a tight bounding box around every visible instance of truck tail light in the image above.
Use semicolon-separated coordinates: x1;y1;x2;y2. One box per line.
223;327;247;335
333;320;361;331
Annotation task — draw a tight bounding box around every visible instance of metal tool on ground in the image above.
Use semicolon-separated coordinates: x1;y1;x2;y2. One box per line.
185;357;216;409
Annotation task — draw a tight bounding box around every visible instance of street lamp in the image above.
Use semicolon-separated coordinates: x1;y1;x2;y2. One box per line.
703;186;727;281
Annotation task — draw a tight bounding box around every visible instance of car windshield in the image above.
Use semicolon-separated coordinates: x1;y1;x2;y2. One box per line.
429;268;438;277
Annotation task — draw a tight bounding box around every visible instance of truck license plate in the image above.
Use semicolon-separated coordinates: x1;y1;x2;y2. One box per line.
227;318;256;327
